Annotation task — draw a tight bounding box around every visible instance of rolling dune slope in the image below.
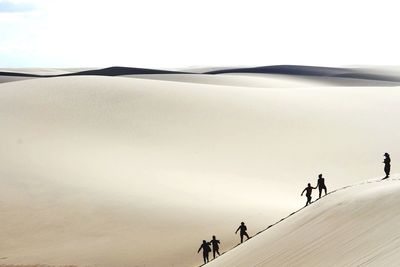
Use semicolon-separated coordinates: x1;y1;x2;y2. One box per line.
1;75;400;266
207;178;400;267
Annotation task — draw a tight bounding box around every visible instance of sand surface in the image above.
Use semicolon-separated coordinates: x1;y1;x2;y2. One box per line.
0;73;400;266
207;177;400;266
0;75;35;84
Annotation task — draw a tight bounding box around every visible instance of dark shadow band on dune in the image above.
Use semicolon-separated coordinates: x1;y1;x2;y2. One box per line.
1;65;400;86
0;66;192;78
205;65;400;83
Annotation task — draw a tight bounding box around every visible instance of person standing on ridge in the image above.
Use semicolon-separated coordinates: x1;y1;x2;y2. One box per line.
383;153;391;179
301;183;317;206
235;222;250;243
317;174;327;198
197;240;211;264
209;235;221;259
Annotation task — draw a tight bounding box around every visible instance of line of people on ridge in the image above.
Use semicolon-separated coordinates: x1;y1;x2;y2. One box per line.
301;153;391;206
198;153;392;264
197;222;250;264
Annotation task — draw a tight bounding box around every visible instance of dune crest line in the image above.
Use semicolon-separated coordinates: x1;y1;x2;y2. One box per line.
201;177;394;266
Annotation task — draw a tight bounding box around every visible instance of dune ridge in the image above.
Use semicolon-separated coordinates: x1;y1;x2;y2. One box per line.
206;177;400;266
2;65;400;87
0;66;190;78
204;65;400;82
1;65;400;83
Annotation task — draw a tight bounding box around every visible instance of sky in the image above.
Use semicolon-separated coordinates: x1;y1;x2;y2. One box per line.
0;0;399;69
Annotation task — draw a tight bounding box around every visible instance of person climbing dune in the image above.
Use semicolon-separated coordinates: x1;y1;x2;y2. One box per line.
301;183;317;206
197;240;211;264
317;174;328;198
383;153;391;179
209;235;220;259
235;222;250;243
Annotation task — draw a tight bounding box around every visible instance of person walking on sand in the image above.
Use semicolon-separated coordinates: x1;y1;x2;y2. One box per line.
235;222;250;243
301;183;317;206
317;174;327;198
197;240;211;264
209;235;221;259
383;153;391;179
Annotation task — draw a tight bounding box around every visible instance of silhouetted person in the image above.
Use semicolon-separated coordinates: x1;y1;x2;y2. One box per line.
301;183;317;206
317;174;327;198
235;222;250;243
197;240;211;264
209;235;220;259
383;153;391;179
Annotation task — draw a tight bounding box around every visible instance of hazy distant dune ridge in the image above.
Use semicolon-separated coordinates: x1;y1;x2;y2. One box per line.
0;65;398;79
205;65;400;82
1;65;400;86
0;66;190;78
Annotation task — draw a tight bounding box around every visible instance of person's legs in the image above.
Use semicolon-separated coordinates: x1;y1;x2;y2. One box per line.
244;232;250;241
307;195;312;205
213;250;216;259
240;234;244;243
384;165;390;178
386;165;391;178
319;187;322;198
216;249;220;256
206;253;209;263
324;186;327;195
203;253;206;264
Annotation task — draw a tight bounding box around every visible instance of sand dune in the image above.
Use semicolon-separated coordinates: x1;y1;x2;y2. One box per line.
0;68;87;76
2;65;400;81
127;73;400;87
2;66;400;87
0;66;188;78
205;65;400;82
207;177;400;266
2;65;400;89
1;73;400;266
0;75;34;84
123;73;329;88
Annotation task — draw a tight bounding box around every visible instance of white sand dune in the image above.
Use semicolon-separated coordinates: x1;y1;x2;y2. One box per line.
1;74;400;266
0;68;90;84
0;75;35;84
0;68;89;76
126;73;400;87
123;73;330;88
207;177;400;267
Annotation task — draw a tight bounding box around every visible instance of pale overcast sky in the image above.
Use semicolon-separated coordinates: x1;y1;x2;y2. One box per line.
0;0;399;68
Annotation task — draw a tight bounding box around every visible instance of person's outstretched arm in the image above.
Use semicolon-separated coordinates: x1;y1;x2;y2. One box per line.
235;226;240;234
198;245;202;253
301;188;306;196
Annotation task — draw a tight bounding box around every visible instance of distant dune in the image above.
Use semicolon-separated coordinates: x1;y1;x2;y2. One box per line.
2;65;400;86
0;66;189;78
1;69;400;266
205;65;400;83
